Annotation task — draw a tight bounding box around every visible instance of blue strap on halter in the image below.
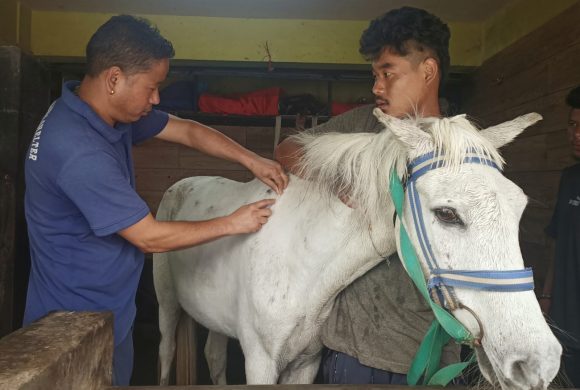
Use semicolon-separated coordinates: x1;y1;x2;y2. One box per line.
390;149;535;386
428;268;534;292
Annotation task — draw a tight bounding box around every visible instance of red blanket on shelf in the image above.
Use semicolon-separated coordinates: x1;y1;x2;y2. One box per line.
198;87;281;116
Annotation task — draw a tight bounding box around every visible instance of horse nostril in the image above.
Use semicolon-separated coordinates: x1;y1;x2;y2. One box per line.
506;358;550;389
510;359;528;384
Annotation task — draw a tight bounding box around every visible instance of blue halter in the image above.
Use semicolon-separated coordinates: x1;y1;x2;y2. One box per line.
405;150;534;310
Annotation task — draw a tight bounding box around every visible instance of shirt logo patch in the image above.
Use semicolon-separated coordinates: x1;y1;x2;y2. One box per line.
28;102;56;161
568;195;580;207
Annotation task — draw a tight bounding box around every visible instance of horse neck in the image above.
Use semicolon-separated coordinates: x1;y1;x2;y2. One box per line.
288;184;397;316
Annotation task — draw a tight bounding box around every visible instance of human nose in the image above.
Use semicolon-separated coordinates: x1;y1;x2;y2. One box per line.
372;78;385;96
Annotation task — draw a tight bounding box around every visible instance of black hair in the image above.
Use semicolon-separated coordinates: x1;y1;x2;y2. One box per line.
566;86;580;109
86;14;175;77
359;6;450;85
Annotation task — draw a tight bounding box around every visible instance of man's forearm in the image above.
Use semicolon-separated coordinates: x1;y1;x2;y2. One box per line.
120;214;234;254
119;199;274;254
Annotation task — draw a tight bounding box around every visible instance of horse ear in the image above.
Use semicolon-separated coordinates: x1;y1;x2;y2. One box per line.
479;113;542;149
373;108;430;148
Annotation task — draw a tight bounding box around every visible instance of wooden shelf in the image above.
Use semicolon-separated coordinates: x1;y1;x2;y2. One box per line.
169;111;331;127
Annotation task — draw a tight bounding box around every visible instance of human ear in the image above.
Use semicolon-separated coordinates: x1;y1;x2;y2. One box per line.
105;67;122;95
423;57;439;84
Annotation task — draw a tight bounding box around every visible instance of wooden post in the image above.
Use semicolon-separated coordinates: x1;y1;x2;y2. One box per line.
0;45;51;337
0;311;113;389
175;312;198;385
0;173;15;337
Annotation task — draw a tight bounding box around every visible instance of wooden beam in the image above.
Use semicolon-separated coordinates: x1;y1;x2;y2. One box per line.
0;311;113;389
113;385;469;389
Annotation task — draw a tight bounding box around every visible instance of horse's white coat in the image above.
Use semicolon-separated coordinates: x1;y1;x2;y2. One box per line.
154;111;561;389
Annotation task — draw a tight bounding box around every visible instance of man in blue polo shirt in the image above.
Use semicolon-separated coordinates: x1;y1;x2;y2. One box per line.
23;15;288;386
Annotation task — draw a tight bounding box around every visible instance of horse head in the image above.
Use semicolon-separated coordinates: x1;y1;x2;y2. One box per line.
376;109;562;389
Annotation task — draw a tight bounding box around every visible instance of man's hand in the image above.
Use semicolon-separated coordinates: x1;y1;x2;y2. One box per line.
246;155;289;195
226;199;276;234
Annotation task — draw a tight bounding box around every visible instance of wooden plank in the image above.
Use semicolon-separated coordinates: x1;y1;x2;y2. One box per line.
179;150;248;171
519;90;570;138
0;48;20;341
0;312;113;390
175;314;198;386
471;88;570;138
501;130;576;173
246;126;276;150
548;41;580;94
464;59;550;118
546;130;577;171
502;134;548;173
133;140;180;169
462;3;580;119
0;173;14;338
519;206;553;246
139;191;165;215
518;205;555;286
506;171;561;209
521;240;553;290
135;168;185;192
113;386;469;390
476;2;580;84
210;126;247;146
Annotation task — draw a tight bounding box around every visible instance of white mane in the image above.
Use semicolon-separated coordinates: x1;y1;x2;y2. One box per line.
290;114;504;228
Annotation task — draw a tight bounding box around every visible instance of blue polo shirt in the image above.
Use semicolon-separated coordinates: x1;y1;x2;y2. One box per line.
23;80;169;345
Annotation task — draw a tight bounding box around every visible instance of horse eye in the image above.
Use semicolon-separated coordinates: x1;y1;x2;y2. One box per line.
434;207;463;225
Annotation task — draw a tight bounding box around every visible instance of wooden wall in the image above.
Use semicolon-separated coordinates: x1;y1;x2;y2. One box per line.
0;46;51;335
461;1;580;289
133;125;294;214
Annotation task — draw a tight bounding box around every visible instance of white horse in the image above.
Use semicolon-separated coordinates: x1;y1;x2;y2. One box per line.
153;109;562;389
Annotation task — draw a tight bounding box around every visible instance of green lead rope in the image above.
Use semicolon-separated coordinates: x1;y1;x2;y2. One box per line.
389;171;476;386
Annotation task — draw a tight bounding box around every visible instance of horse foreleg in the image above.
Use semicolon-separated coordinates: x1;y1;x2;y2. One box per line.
278;352;321;384
204;331;228;385
242;342;280;384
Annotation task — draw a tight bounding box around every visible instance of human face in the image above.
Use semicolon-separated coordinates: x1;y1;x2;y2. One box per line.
371;48;430;118
112;58;169;123
568;108;580;158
